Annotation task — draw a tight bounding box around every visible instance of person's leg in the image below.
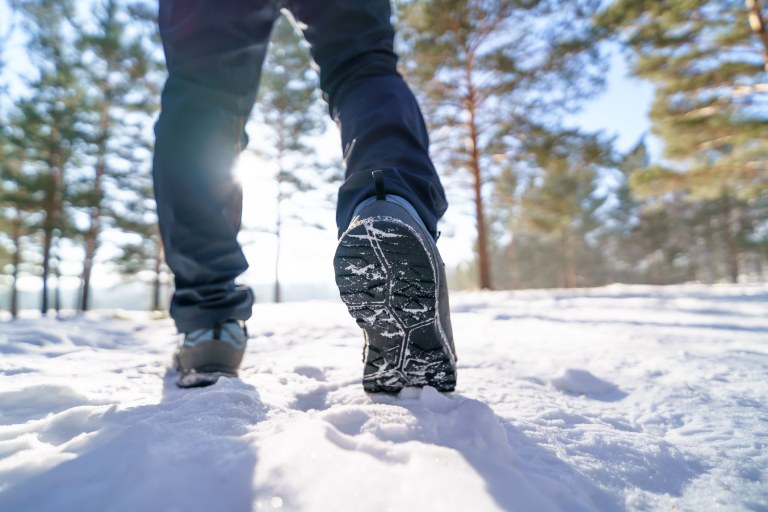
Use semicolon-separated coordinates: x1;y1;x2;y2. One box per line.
285;0;448;239
154;0;280;333
287;0;456;392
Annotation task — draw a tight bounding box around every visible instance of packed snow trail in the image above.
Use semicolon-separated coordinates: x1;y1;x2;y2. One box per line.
0;284;766;511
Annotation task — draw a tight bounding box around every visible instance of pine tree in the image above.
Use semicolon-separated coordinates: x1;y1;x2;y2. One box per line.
598;0;768;281
487;165;518;288
248;14;332;303
111;181;167;312
603;140;693;284
519;129;611;288
597;138;650;283
397;0;606;289
8;0;84;315
0;132;38;317
72;0;161;311
598;1;767;194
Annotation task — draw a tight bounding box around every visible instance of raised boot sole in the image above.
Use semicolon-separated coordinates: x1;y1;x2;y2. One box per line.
334;214;456;393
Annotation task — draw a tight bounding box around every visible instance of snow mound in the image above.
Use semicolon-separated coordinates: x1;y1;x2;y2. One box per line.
551;368;618;396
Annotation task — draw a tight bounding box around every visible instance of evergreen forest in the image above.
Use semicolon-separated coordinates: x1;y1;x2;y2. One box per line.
1;0;766;315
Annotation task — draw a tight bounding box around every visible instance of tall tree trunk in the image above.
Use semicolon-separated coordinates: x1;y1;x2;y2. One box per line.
722;195;740;283
706;215;721;283
274;185;283;304
152;239;163;311
10;214;21;319
562;231;577;288
53;234;62;316
700;234;716;283
153;234;166;311
80;236;96;311
42;163;64;316
274;237;282;303
41;189;55;315
81;106;109;312
41;226;52;315
506;241;518;290
465;60;491;290
273;140;285;304
80;206;103;312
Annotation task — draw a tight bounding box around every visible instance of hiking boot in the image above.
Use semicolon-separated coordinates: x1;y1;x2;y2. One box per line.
173;319;248;388
334;192;457;393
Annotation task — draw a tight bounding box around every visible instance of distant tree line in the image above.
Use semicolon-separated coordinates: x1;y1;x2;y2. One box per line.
0;0;766;318
0;0;167;317
0;2;338;315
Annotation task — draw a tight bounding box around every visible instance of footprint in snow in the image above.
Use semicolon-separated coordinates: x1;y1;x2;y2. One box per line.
551;368;627;401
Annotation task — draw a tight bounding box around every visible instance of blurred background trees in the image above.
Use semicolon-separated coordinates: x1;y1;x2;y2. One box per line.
397;0;607;289
0;0;766;315
0;0;164;316
596;0;768;285
245;15;336;304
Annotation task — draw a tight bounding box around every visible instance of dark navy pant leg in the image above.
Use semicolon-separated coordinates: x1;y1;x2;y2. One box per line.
154;0;279;332
286;0;448;239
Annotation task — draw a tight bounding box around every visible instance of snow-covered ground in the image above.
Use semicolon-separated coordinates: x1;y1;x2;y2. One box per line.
0;284;766;512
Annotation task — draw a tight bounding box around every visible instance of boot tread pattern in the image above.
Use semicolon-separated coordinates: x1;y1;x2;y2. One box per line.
335;215;456;393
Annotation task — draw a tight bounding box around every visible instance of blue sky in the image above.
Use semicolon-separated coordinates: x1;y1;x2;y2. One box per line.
568;50;656;154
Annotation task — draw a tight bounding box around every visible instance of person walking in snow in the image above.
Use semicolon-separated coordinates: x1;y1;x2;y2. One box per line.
153;0;457;391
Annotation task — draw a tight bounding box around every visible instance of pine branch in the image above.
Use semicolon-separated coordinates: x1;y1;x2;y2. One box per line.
732;83;768;95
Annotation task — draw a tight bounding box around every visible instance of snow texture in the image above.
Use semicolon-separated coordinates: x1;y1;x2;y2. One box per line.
0;284;766;511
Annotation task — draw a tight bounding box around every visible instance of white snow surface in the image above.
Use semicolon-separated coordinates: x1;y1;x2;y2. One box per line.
1;284;767;512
